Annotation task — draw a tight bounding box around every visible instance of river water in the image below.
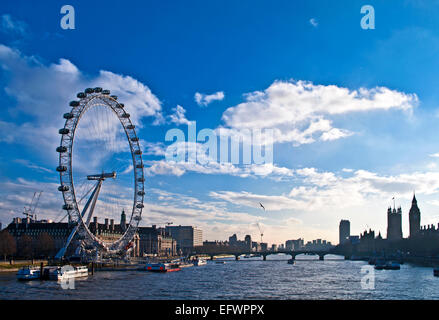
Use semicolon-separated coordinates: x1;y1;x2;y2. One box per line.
1;254;438;300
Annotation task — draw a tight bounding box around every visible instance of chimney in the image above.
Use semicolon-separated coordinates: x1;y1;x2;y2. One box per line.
105;218;109;230
92;217;98;233
110;219;114;231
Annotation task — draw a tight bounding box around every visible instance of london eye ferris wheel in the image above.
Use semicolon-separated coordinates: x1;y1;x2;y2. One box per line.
55;87;145;260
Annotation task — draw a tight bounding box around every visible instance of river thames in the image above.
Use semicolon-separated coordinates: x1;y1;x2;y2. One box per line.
1;254;438;300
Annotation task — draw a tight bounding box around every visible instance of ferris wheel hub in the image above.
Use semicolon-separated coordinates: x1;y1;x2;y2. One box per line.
87;172;117;181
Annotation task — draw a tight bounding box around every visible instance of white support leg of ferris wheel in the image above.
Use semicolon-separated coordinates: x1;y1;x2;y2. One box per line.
55;179;103;260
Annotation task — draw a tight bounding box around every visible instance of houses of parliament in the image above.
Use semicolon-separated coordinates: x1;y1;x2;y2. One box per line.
344;194;439;256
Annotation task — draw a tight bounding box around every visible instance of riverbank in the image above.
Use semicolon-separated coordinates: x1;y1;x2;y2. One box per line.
0;260;48;272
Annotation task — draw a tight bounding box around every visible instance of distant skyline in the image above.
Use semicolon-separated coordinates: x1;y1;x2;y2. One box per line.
2;1;439;244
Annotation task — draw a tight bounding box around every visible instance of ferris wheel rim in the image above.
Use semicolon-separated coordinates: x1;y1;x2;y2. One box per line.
56;88;145;253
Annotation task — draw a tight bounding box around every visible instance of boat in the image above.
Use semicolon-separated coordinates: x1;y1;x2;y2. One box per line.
49;265;89;281
244;254;251;258
146;263;181;272
287;259;295;265
383;261;400;270
16;266;41;281
374;259;386;270
193;259;207;266
434;268;439;277
215;261;226;264
178;262;194;268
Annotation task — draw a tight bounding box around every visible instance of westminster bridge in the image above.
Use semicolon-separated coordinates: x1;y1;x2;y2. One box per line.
192;248;347;261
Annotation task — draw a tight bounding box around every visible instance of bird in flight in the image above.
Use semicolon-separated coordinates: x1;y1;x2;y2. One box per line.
259;202;265;211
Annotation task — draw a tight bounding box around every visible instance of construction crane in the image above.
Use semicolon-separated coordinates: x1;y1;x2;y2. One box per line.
23;191;43;221
257;222;264;243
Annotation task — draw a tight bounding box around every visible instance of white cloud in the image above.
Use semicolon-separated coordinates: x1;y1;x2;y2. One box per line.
1;14;27;37
143;141;167;156
221;80;418;146
0;44;163;163
194;91;225;106
168;105;193;125
209;167;439;212
309;18;318;28
210;191;301;211
13;159;53;173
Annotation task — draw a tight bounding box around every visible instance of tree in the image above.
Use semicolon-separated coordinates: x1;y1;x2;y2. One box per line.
37;232;55;258
0;230;16;261
17;234;33;259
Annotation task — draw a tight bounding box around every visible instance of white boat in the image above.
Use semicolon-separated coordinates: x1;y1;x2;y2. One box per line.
16;266;41;281
178;262;194;268
49;265;89;281
194;259;207;266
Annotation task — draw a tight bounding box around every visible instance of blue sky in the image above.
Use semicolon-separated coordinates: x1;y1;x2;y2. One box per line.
2;0;439;244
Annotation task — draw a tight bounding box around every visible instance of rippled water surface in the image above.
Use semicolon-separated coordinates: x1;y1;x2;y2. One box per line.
1;255;438;299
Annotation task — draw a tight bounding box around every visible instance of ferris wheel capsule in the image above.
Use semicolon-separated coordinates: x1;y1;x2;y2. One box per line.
56;166;67;172
59;128;70;134
102;89;110;95
58;185;69;192
56;146;67;153
93;87;103;93
62;204;73;210
63;113;74;119
85;88;94;94
69;101;80;107
77;92;86;99
110;95;118;100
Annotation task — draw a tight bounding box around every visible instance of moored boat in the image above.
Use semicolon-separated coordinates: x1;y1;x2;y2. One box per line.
16;266;41;281
383;261;400;270
146;263;181;272
193;259;207;266
178;262;194;268
49;265;89;281
374;259;386;270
